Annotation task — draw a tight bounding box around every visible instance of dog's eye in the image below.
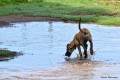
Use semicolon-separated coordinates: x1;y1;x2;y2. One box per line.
67;47;72;50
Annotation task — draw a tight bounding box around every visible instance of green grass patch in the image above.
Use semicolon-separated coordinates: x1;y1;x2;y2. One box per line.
0;0;120;26
0;49;17;57
0;0;28;6
96;16;120;26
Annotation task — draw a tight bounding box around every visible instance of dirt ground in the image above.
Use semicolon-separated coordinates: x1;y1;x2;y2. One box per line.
0;14;120;80
0;14;61;26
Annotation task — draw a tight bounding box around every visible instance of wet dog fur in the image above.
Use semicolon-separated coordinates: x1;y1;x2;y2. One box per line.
65;18;93;59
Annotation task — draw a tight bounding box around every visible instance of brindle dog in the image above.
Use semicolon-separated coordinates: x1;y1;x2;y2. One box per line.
65;18;93;60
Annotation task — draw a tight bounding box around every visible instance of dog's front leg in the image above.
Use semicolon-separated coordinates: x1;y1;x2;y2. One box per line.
77;46;82;60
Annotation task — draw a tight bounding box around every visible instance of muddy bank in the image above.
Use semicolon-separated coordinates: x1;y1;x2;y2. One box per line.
0;14;61;25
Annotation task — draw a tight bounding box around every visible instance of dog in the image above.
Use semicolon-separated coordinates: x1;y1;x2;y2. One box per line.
65;18;93;60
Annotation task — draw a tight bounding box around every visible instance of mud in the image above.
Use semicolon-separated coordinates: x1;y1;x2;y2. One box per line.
0;21;120;80
0;14;61;24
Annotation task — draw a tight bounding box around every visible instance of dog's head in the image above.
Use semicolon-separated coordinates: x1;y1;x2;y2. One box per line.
65;43;76;57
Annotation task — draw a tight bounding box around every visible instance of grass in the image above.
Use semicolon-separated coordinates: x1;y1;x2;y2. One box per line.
0;0;120;26
0;49;17;57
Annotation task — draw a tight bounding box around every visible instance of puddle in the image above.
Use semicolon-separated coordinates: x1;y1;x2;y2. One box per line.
0;21;120;72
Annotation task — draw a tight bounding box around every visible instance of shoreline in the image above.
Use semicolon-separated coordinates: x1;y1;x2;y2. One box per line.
0;14;120;27
0;14;62;26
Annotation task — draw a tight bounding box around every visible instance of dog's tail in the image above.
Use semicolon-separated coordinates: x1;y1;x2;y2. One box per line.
79;18;82;32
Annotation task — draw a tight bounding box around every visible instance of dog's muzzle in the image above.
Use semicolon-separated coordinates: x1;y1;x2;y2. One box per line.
64;51;72;61
65;51;72;57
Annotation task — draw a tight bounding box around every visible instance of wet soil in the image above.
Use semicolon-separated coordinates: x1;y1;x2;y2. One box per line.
0;14;61;25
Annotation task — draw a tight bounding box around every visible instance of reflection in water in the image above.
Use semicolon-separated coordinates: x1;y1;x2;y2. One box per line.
48;22;53;54
21;23;28;53
48;22;53;32
22;23;28;46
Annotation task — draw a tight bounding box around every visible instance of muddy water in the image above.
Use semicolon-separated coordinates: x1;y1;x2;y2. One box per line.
0;22;120;74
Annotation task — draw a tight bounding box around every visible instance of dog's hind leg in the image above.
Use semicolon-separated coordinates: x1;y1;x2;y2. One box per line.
84;41;88;59
81;44;87;59
88;39;93;55
77;46;82;60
